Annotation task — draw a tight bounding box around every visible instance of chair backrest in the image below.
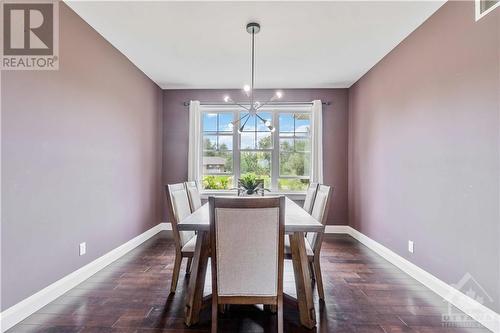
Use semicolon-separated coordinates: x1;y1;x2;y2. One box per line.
184;181;202;212
166;183;196;249
306;185;332;252
209;196;285;298
303;183;319;213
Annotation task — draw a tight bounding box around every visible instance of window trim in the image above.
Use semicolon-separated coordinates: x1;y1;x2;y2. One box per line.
199;104;313;194
475;0;499;20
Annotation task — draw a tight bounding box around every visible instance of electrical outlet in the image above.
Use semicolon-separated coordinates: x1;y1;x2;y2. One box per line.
408;240;414;253
79;242;86;256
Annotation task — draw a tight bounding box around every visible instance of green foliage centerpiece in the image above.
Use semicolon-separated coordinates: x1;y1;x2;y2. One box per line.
236;173;269;196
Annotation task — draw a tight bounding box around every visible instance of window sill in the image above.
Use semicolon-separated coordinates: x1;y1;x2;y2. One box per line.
200;190;306;201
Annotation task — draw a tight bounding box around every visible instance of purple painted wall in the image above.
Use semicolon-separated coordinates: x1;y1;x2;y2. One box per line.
162;89;348;225
1;4;163;310
348;1;499;311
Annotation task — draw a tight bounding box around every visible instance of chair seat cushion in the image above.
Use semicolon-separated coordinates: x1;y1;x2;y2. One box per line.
181;235;197;253
284;236;314;257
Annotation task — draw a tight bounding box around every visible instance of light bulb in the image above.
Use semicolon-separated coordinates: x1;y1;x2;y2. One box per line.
243;85;251;92
265;120;271;126
275;91;283;99
238;128;243;134
268;125;276;132
224;95;231;103
228;122;234;129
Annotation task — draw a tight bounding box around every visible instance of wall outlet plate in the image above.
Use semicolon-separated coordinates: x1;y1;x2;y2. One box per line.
408;240;414;253
79;242;86;256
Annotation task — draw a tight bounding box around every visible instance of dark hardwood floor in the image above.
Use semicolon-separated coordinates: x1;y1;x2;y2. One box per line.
8;233;488;333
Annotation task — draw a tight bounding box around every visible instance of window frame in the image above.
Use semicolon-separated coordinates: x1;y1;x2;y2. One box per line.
277;111;312;191
475;0;499;20
199;104;313;193
201;111;235;189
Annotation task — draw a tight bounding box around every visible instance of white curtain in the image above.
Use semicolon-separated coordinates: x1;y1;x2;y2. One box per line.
311;100;324;183
188;100;201;181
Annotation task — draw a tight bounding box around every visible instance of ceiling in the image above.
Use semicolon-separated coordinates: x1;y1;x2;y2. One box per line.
66;1;445;89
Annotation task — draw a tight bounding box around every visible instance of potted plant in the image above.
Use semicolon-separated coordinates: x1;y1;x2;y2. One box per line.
236;173;269;196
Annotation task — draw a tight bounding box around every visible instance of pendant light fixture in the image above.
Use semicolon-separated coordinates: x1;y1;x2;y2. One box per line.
224;22;283;133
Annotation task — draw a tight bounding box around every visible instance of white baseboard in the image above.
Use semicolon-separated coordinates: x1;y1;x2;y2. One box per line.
0;222;171;332
344;226;499;333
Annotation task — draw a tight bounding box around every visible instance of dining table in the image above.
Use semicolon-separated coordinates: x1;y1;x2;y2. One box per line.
177;196;324;329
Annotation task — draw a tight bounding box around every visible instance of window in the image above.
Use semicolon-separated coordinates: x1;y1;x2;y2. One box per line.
201;112;234;190
476;0;499;20
239;111;273;189
278;113;311;191
200;106;313;192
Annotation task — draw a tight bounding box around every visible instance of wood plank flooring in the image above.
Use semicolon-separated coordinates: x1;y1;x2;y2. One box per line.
7;233;488;332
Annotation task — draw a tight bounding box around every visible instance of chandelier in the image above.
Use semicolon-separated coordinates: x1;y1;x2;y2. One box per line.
225;22;283;133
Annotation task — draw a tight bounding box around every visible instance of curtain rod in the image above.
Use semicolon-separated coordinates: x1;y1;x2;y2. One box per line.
183;101;331;107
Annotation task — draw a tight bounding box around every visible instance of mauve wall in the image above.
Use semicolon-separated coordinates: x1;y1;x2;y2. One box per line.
162;89;348;225
1;4;163;310
348;1;499;311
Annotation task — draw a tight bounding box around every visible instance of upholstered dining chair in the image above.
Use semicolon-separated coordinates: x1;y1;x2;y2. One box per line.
184;181;202;212
302;182;319;214
285;184;332;301
209;196;285;333
166;183;197;293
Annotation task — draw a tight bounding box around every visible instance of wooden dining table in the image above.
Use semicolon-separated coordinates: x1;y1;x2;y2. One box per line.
177;196;324;329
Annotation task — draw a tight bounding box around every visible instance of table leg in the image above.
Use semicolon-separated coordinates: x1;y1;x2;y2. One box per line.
289;232;316;329
184;230;209;326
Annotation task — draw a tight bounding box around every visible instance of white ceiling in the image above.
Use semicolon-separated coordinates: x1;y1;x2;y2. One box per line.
66;1;445;89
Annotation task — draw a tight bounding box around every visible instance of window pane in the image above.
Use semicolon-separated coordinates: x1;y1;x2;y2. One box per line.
278;179;310;191
295;138;311;152
203;135;217;150
203;175;233;190
203;150;232;174
279;138;294;152
280;152;310;176
257;132;272;149
240;151;271;188
240;132;255;149
218;135;233;150
219;113;234;132
203;113;218;132
295;113;311;133
279;113;294;133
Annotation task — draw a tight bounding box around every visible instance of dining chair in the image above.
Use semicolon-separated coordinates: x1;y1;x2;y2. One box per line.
166;183;197;293
285;184;332;301
302;182;319;214
209;196;285;333
184;181;202;212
